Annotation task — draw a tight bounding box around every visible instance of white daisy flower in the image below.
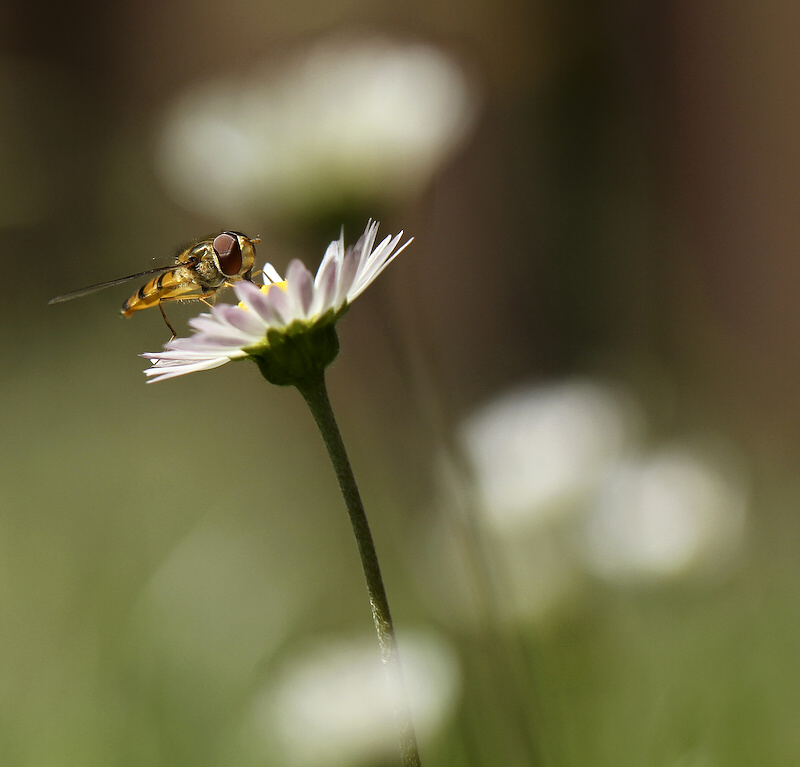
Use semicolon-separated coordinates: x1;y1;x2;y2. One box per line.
143;221;411;383
157;37;477;222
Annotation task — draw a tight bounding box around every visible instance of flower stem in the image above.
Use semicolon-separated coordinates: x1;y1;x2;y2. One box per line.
295;373;422;767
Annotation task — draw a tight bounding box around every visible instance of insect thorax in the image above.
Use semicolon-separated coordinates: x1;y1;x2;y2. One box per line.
189;247;227;288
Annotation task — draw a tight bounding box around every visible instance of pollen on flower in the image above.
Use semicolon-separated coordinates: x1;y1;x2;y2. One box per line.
264;282;288;293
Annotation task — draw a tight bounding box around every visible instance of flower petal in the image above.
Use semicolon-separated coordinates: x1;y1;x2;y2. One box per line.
262;262;284;284
314;233;344;289
145;348;233;360
235;280;283;325
264;282;293;325
311;255;339;316
144;355;232;382
186;314;247;338
286;259;314;317
335;244;361;307
211;303;267;337
348;233;411;302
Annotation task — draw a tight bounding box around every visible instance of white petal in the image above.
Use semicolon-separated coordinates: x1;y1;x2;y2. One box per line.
144;356;232;382
286;259;315;317
310;256;339;316
185;316;251;344
235;280;282;325
145;349;231;361
354;221;380;266
184;316;224;334
264;282;293;325
211;303;267;337
335;246;361;307
348;233;411;302
262;262;283;284
314;234;344;288
186;332;250;349
360;232;399;278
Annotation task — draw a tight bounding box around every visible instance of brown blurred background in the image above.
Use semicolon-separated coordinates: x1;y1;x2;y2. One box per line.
3;0;800;764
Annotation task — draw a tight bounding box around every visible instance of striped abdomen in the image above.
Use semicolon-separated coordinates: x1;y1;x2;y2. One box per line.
121;269;209;317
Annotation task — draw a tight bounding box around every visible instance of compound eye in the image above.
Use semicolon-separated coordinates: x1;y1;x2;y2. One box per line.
213;232;243;277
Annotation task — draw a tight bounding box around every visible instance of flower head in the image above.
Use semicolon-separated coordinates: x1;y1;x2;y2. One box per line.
143;221;411;384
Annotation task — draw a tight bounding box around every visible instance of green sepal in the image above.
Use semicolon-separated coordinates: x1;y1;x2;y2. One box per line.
243;312;341;387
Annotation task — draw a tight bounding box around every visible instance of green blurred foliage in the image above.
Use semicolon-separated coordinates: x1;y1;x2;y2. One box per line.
3;0;800;764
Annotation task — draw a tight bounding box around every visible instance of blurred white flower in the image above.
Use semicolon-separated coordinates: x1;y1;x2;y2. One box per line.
581;445;747;581
420;381;638;626
249;633;459;766
158;37;478;220
459;380;641;532
431;380;748;627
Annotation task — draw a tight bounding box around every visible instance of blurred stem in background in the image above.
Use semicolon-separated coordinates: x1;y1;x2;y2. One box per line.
296;372;422;767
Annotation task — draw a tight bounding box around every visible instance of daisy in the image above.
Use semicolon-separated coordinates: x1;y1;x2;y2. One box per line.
142;221;411;384
141;220;422;766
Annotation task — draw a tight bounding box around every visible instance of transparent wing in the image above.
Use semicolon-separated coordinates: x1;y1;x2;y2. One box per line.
48;264;177;304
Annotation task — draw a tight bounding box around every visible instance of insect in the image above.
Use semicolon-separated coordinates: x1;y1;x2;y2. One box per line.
49;231;260;337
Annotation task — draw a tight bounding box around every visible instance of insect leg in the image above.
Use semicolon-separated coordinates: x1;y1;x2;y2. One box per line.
158;302;178;340
156;290;217;338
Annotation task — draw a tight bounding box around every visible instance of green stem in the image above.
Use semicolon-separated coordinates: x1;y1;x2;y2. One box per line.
295;373;422;767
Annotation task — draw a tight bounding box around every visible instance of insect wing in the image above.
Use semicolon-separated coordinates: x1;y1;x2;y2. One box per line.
48;264;179;304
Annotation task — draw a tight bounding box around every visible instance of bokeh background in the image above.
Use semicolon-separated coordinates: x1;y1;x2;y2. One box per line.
4;0;800;765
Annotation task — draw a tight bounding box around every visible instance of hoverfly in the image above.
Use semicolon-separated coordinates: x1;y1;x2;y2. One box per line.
49;232;260;337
